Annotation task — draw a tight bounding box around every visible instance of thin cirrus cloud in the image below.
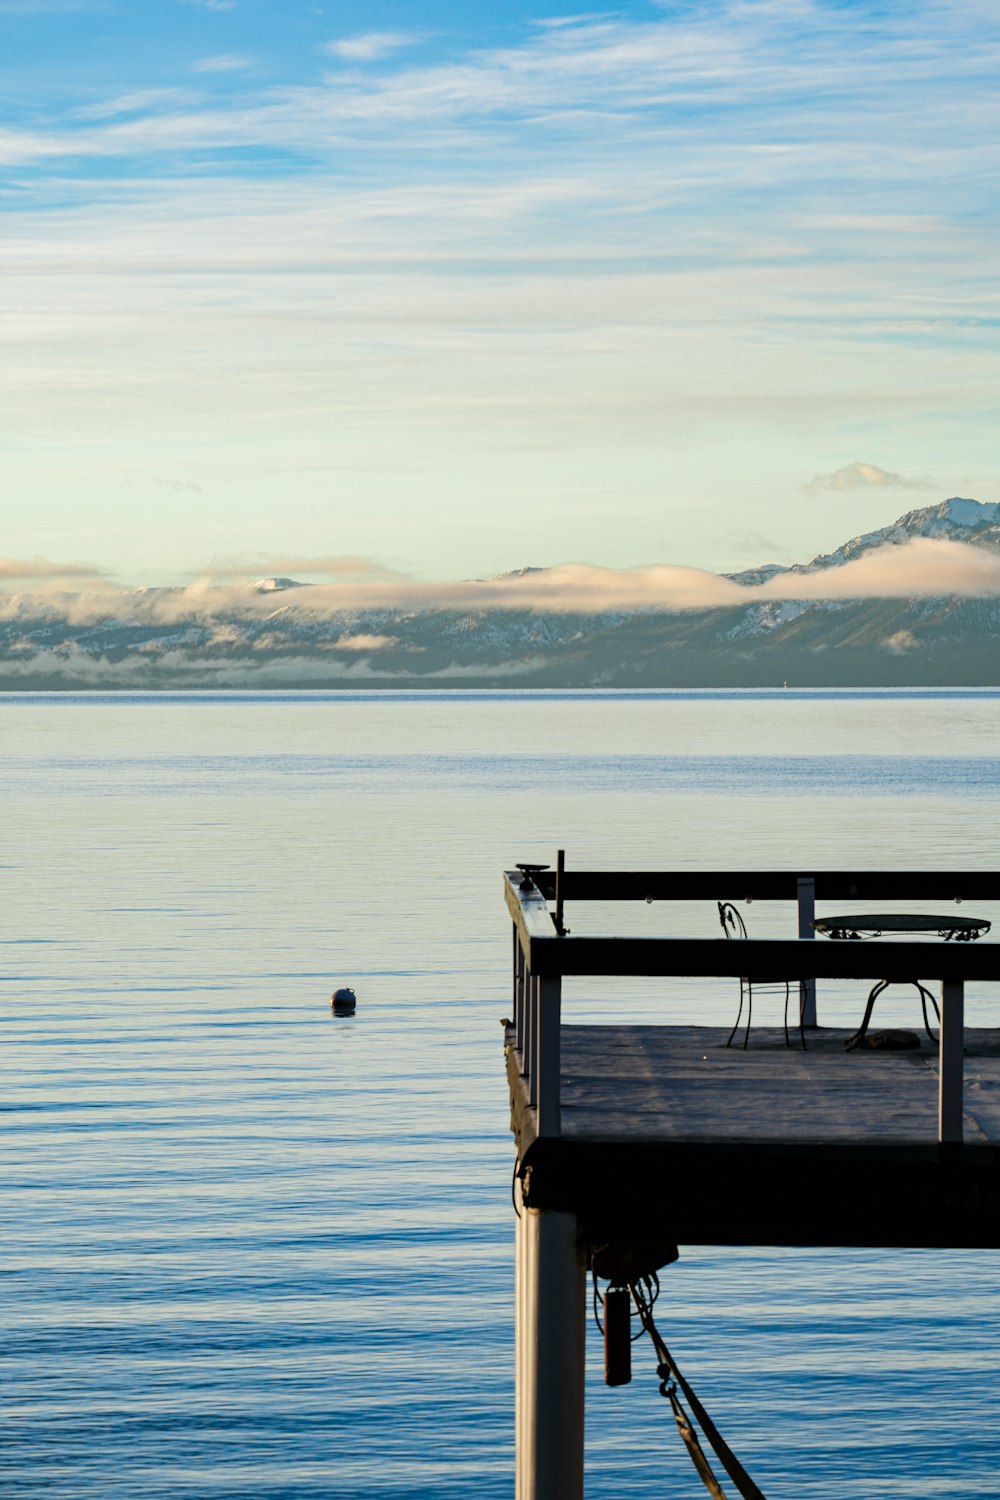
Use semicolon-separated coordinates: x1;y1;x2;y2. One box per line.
806;463;937;495
76;89;199;121
324;33;418;63
2;7;995;201
191;55;255;75
1;2;998;589
154;478;203;494
200;556;407;582
0;557;108;582
4;9;997;216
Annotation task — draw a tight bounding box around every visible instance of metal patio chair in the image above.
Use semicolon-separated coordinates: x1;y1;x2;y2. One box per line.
718;901;806;1049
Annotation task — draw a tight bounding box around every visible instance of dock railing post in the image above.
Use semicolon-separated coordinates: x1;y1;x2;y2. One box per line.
536;975;562;1138
515;1188;585;1500
514;927;527;1058
938;979;964;1144
797;875;817;1027
526;970;537;1108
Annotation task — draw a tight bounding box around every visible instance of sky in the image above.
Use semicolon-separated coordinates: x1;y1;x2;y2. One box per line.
3;0;1000;591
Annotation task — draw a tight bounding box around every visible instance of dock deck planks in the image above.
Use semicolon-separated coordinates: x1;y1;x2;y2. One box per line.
505;1024;1000;1248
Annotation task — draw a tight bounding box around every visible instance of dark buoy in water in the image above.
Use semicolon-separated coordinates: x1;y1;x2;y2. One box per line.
331;986;357;1016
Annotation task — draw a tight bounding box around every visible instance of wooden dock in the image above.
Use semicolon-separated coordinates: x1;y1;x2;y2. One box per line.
503;864;1000;1500
507;1021;1000;1248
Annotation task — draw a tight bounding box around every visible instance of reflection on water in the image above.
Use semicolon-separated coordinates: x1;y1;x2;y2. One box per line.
5;691;1000;1498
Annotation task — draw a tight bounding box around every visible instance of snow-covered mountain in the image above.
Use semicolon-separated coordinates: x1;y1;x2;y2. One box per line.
5;498;1000;688
726;497;1000;585
796;496;1000;573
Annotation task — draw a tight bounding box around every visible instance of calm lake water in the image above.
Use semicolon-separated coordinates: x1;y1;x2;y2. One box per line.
5;689;1000;1499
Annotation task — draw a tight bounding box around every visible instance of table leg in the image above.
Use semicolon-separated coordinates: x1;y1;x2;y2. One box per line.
845;979;889;1050
847;979;940;1050
916;982;940;1041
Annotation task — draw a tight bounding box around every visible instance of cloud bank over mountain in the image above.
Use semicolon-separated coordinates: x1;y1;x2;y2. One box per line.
5;537;1000;623
3;499;1000;688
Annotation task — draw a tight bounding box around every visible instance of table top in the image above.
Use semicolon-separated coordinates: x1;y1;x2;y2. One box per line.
814;912;991;941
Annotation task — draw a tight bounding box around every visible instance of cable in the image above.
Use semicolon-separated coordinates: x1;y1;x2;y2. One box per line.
629;1279;768;1500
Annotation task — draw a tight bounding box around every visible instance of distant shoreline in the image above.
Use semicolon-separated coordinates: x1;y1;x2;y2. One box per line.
2;677;1000;696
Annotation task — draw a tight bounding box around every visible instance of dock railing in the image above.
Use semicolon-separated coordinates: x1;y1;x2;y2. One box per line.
505;866;1000;1145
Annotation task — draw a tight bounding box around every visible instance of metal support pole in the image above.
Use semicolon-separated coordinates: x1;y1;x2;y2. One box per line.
797;875;817;1027
938;979;964;1144
515;1201;585;1500
536;976;562;1138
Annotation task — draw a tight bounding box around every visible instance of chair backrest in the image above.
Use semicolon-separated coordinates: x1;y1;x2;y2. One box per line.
718;901;748;940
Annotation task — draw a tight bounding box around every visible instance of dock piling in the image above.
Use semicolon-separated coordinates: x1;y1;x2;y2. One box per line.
515;1190;585;1500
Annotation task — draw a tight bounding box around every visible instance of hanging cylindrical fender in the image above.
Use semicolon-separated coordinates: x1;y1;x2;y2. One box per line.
603;1287;632;1386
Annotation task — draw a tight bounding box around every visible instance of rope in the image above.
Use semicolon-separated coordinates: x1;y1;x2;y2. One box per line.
593;1268;659;1338
665;1383;728;1500
629;1279;768;1500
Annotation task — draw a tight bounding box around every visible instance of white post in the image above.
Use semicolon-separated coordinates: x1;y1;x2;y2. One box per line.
938;979;964;1144
515;1195;585;1500
515;1176;529;1500
797;876;817;1027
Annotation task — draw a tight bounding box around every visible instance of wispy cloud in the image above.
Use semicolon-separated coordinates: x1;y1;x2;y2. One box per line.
533;15;618;30
200;555;406;581
0;557;108;582
324;32;417;63
154;478;203;494
4;3;1000;583
806;462;937;495
77;89;198;121
191;54;255;74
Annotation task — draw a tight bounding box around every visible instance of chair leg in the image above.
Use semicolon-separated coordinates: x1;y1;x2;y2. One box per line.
726;984;744;1048
783;982;790;1048
784;982;807;1049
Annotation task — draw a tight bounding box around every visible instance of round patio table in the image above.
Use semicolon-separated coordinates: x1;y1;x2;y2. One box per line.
812;912;991;1050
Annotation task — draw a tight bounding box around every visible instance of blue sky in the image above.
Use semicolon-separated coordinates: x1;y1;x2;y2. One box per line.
3;0;999;587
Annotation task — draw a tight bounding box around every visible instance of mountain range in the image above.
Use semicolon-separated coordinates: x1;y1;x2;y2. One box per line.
5;497;1000;689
